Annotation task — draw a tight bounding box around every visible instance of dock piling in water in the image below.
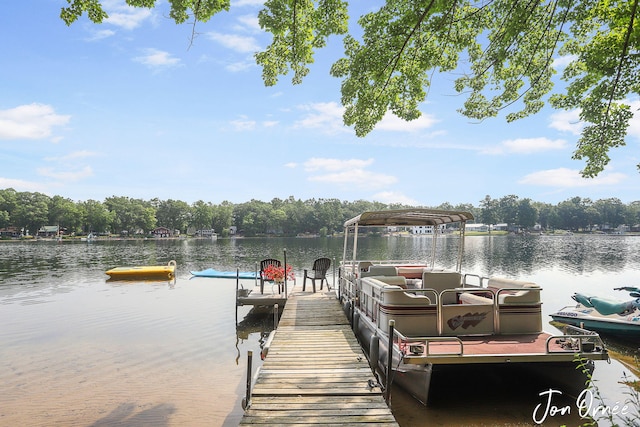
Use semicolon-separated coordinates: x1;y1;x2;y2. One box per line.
385;320;395;405
243;350;253;410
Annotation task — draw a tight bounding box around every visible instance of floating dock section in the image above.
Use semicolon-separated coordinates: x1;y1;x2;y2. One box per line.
239;291;399;426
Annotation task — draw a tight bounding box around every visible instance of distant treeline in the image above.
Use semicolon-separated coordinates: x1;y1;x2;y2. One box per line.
0;188;638;238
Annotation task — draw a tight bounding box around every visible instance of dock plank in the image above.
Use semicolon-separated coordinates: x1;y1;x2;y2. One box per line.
239;292;398;426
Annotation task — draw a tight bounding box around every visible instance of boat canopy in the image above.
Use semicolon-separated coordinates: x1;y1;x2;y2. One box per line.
342;209;475;272
343;209;474;228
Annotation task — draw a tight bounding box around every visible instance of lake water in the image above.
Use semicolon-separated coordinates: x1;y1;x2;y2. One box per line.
1;235;639;426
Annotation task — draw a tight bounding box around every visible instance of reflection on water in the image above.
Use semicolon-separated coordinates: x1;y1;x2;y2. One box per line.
0;235;639;426
462;234;640;276
234;307;279;365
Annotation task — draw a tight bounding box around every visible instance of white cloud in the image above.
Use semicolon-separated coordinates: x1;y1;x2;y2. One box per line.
626;99;640;139
230;116;256;131
481;137;568;155
304;158;374;172
0;104;70;140
103;0;153;30
207;32;260;53
295;102;349;134
294;103;439;135
552;54;578;69
374;111;439;132
372;191;419;205
519;168;627;187
309;168;397;190
303;157;395;190
86;29;116;41
225;60;255;72
37;166;93;182
549;99;640;140
235;15;261;32
549;109;583;135
134;49;181;68
0;177;45;192
228;117;277;130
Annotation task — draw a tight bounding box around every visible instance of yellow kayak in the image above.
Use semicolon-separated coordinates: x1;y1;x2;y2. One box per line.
106;260;176;280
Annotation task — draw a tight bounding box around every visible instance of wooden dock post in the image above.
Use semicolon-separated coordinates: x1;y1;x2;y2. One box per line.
385;320;395;405
235;268;239;325
242;350;253;410
283;248;288;299
273;303;279;328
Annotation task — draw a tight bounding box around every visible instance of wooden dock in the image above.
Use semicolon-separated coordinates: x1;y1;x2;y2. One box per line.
239;291;399;426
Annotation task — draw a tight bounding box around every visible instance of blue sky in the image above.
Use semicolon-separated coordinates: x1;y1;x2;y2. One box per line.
1;1;639;207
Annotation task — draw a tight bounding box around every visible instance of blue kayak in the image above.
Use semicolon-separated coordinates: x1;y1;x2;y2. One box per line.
190;268;257;279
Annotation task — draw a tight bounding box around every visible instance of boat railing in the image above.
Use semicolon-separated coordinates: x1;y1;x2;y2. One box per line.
384;287;438;299
340;260;434;279
339;274;358;300
545;333;605;354
462;273;490;287
394;329;464;357
342;259;426;267
394;329;607;365
546;324;607;355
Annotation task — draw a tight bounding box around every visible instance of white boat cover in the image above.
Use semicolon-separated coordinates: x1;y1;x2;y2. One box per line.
343;208;474;228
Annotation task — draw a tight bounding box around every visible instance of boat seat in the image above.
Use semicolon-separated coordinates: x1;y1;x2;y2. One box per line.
381;285;432;305
422;270;461;290
397;266;427;279
572;293;594;307
459;292;493;305
375;282;437;336
572;293;636;316
358;261;374;273
367;275;407;287
362;265;398;277
422;270;462;304
589;297;636;316
486;277;542;334
487;278;540;304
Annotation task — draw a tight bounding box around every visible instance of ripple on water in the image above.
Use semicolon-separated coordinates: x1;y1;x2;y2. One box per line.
1;237;639;426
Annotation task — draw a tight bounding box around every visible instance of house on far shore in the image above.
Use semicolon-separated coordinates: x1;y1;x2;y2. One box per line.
0;227;21;238
151;227;172;238
195;229;216;238
38;225;63;237
466;223;490;233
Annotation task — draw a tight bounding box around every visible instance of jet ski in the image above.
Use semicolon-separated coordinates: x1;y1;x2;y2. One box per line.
551;287;640;337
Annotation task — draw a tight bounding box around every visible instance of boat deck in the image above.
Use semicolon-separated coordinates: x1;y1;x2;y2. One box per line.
239;291;398;426
402;332;607;365
431;333;561;354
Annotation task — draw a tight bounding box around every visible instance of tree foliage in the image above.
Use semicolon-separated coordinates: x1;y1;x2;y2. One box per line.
60;0;640;177
256;0;349;85
1;188;640;237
